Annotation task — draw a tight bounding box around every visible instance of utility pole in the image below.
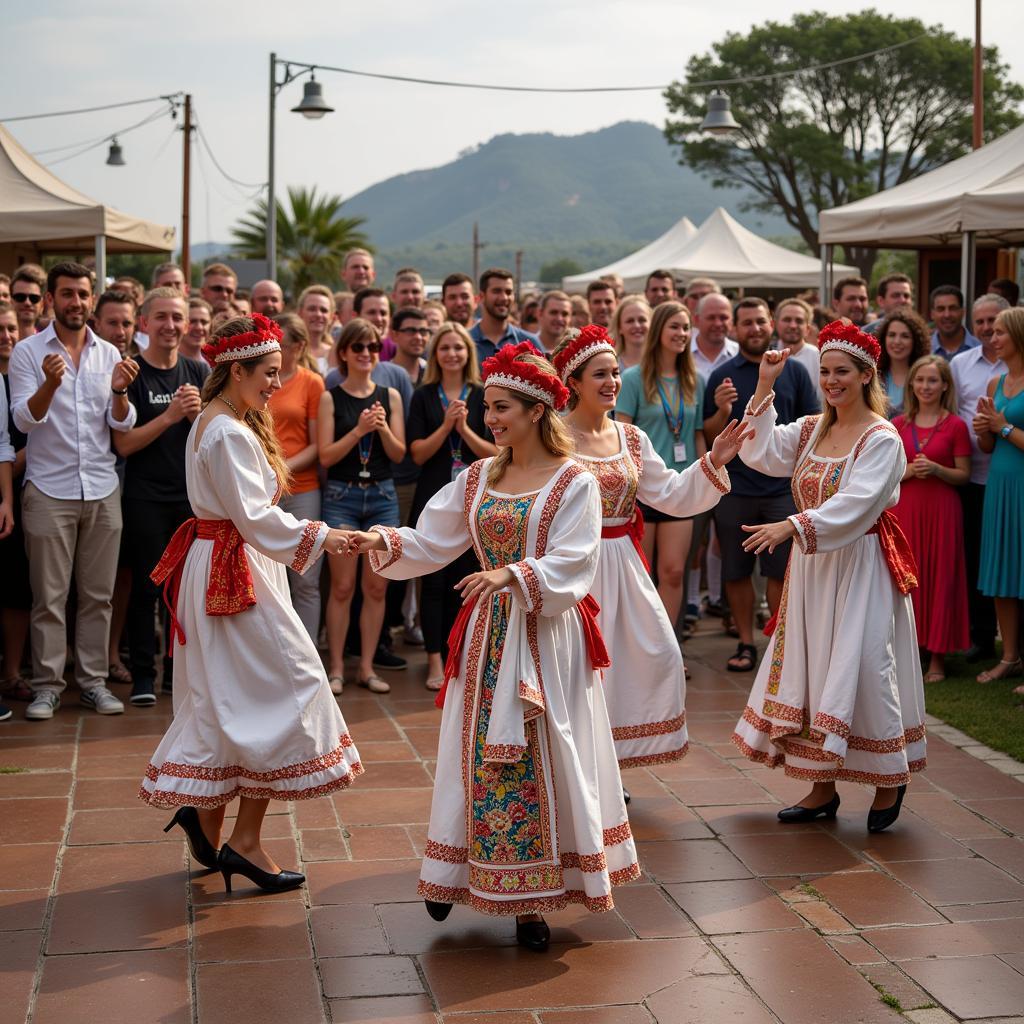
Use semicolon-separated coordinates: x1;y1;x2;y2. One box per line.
181;94;192;283
973;0;983;149
472;222;481;286
514;250;523;300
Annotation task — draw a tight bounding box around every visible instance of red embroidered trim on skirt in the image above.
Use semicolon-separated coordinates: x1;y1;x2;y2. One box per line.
612;711;686;741
617;743;689;769
417;881;617;915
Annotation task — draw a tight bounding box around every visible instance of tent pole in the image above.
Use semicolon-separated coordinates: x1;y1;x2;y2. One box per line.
94;235;106;290
961;231;977;328
819;244;832;309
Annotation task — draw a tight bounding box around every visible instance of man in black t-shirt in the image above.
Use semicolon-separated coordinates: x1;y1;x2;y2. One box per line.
113;288;208;705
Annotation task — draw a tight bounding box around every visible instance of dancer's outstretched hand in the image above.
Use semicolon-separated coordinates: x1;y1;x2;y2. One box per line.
324;528;355;556
741;519;797;555
709;419;755;469
757;348;789;387
345;530;387;556
455;566;514;605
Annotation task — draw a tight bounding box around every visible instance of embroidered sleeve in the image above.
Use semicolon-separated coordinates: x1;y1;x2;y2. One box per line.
745;390;775;418
368;525;403;572
698;452;730;495
789;512;817;554
508;560;542;613
290;520;328;574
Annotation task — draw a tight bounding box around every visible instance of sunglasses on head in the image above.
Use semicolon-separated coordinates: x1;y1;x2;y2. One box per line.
348;341;382;354
12;292;42;304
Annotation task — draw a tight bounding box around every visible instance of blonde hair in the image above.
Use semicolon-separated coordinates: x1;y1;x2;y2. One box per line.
997;308;1024;362
141;285;187;318
274;312;319;374
610;294;651;357
902;354;958;421
200;317;291;490
641;301;697;405
297;283;334;324
484;353;574;486
421;322;481;388
817;349;889;436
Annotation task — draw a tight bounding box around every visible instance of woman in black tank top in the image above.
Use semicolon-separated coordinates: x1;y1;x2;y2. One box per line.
318;319;406;695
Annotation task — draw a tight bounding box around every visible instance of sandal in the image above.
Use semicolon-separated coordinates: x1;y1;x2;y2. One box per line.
108;662;132;685
2;678;33;702
358;674;391;694
726;643;757;673
425;676;444;692
977;658;1023;684
327;675;344;696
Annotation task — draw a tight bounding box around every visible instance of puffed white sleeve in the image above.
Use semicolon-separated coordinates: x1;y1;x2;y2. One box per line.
789;427;905;555
506;471;601;618
738;392;811;478
369;471;473;580
205;426;328;574
633;426;729;517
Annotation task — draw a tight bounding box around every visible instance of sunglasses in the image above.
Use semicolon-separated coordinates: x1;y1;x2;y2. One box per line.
348;341;382;354
398;326;431;337
12;293;42;304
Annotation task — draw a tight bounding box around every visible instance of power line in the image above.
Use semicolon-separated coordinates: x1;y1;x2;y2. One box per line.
193;115;264;191
42;103;175;167
279;34;927;94
1;93;181;123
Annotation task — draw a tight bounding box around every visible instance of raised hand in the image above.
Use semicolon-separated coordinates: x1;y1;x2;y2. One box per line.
41;353;66;388
758;348;789;387
713;377;739;415
709;419;755;469
111;357;139;392
443;399;466;430
356;405;382;437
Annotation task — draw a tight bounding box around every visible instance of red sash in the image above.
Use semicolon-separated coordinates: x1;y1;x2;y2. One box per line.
150;518;256;652
763;509;919;637
435;592;609;709
600;506;650;571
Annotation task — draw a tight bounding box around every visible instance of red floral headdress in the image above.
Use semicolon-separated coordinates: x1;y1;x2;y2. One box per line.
552;324;617;383
201;313;282;368
482;341;570;410
817;319;881;368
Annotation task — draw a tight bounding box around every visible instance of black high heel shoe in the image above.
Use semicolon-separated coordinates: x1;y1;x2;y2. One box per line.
424;900;453;922
217;843;305;894
867;785;906;833
777;793;840;824
516;915;550;952
163;806;219;869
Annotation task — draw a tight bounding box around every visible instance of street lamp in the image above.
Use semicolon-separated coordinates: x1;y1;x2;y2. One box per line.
268;53;334;280
700;91;740;137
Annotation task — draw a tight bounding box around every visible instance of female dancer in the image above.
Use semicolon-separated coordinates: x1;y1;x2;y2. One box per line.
348;343;637;952
610;295;651;371
140;315;363;892
975;307;1024;687
616;301;705;630
407;322;495;690
553;326;747;775
732;320;926;833
892;355;971;682
318;318;406;695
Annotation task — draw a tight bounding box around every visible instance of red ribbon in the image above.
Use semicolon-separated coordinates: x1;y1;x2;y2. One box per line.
600;506;650;571
150;517;256;654
434;592;610;709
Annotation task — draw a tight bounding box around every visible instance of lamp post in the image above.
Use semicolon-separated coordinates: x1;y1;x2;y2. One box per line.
700;91;740;137
267;53;334;281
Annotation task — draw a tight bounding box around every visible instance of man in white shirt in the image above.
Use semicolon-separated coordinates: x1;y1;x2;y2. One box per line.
692;293;739;381
536;290;572;357
951;293;1009;662
773;297;820;381
9;262;139;720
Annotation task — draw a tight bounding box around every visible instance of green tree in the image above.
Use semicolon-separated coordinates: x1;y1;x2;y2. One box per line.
230;185;372;292
664;11;1023;278
538;257;584;284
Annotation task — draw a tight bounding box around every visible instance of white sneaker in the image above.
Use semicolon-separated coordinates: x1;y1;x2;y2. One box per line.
403;625;424;646
26;692;60;720
80;685;124;715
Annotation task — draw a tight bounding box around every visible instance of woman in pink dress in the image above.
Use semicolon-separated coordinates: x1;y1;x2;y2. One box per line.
891;355;972;682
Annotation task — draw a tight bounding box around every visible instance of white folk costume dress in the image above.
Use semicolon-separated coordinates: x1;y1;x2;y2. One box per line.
370;458;640;915
139;416;363;808
572;421;731;767
732;395;927;786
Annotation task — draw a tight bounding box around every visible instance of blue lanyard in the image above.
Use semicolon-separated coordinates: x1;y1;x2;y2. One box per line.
439;384;469;462
656;378;685;441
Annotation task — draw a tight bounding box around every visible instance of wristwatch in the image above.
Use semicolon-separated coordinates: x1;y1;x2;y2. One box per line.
1000;424;1015;439
111;387;128;396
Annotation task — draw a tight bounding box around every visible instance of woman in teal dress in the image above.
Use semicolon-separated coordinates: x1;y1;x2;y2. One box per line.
975;307;1024;689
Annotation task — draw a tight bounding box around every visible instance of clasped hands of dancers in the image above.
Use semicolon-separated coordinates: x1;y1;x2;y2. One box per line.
143;314;924;954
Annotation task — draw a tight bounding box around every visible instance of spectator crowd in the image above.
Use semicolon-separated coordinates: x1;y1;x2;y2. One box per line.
1;253;1022;722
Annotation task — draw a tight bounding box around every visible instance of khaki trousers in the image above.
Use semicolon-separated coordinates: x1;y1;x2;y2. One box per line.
22;482;122;695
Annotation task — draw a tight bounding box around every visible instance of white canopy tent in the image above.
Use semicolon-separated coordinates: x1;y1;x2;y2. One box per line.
0;124;174;281
562;215;697;291
818;124;1024;302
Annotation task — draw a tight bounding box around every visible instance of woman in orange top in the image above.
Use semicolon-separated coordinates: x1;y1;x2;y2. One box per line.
269;314;326;648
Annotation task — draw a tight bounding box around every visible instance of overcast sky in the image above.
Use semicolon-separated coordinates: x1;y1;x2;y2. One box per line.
5;0;1022;247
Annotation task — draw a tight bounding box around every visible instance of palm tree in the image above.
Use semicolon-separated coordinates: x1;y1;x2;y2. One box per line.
230;185;371;292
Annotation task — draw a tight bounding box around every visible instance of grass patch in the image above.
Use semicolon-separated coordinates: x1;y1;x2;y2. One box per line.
870;983;903;1012
924;653;1024;762
800;883;824;899
0;766;28;774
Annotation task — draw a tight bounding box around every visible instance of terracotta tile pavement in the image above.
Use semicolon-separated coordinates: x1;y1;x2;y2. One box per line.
1;624;1022;1022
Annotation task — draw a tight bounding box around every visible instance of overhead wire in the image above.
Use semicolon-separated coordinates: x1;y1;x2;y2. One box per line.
1;93;182;123
42;103;175;167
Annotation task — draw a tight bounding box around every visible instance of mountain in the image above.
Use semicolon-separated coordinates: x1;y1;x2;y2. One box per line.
342;121;792;282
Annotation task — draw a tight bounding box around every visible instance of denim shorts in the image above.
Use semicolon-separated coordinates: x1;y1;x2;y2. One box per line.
322;478;400;532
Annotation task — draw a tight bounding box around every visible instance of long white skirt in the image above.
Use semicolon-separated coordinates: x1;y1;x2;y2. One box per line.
418;592;639;915
592;533;688;768
733;534;926;786
139;539;363;808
